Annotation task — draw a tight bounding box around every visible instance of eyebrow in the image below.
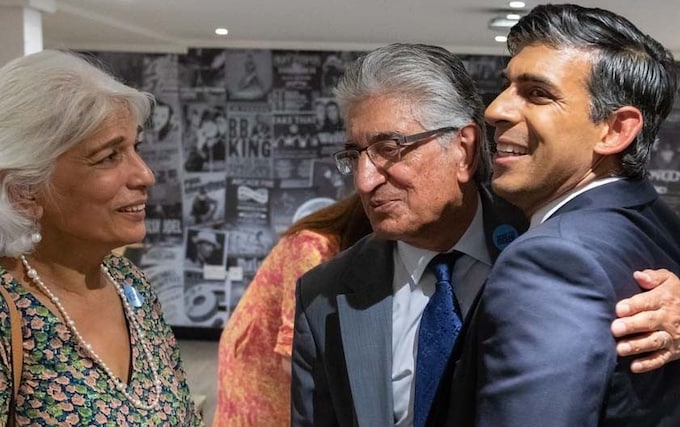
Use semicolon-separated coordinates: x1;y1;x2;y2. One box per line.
345;131;402;149
503;69;559;91
369;131;401;142
85;126;143;158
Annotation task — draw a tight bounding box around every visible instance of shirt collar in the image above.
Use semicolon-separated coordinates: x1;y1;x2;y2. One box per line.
530;176;622;228
396;193;491;286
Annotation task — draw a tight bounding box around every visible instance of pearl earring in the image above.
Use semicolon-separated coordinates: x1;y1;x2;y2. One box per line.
30;230;42;244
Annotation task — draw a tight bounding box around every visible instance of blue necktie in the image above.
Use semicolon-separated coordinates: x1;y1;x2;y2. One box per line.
414;252;463;427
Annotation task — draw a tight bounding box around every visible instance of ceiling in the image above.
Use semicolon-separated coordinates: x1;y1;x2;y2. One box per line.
41;0;680;57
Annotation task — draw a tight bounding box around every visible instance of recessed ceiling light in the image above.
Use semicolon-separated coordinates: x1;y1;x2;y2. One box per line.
215;28;229;36
509;1;526;8
506;14;521;20
489;17;519;29
495;35;508;43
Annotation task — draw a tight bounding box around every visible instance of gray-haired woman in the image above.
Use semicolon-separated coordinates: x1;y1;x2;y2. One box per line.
0;50;203;426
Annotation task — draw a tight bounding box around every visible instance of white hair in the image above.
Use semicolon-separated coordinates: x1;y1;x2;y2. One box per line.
0;50;153;256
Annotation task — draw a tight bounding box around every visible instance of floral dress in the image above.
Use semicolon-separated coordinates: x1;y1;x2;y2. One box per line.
213;230;340;426
0;255;204;426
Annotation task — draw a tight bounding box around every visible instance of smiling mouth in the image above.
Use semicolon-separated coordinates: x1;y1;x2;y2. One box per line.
495;143;528;157
119;203;146;213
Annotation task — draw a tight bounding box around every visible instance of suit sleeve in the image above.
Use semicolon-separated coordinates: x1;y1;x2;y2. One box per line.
291;278;318;427
475;235;618;427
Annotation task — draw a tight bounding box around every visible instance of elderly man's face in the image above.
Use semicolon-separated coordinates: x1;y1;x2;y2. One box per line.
346;94;477;251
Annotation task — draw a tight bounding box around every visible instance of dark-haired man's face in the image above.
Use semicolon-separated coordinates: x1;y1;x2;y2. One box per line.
486;44;608;216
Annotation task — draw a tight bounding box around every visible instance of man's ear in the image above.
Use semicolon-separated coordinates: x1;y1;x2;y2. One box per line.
595;106;643;155
455;124;479;183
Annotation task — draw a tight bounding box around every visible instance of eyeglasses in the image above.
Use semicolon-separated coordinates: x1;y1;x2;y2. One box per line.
332;126;458;176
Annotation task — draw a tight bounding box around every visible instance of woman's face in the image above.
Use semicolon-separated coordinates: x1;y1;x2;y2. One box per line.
36;106;155;251
189;107;202;128
216;115;228;136
326;103;340;122
201;118;219;138
152;104;171;131
315;102;326;122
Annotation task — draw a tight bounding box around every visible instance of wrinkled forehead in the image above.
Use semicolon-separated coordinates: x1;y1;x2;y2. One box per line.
345;94;422;131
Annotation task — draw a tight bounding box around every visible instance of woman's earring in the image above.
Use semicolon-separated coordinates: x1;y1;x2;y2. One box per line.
30;229;42;244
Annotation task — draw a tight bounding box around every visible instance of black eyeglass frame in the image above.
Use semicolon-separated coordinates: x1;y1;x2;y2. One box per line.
332;126;458;175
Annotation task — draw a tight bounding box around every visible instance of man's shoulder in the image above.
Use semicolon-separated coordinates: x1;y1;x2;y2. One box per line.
492;182;680;284
300;233;389;283
503;207;630;256
297;234;392;302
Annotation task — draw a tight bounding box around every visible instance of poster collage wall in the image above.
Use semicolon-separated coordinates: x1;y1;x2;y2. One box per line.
86;48;680;334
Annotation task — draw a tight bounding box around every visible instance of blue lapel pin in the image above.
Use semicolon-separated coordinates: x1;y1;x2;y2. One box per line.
123;284;144;308
492;224;519;251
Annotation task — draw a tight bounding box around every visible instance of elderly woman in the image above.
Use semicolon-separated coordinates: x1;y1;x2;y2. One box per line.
0;51;203;425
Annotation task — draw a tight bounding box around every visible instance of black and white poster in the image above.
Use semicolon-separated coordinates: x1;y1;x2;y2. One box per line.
142;53;179;96
225;49;273;101
650;92;680;215
272;112;319;188
225;178;274;226
183;270;228;328
179;48;226;103
270;51;322;112
182;103;227;173
91;47;673;336
224;103;273;178
183;172;226;227
184;227;228;270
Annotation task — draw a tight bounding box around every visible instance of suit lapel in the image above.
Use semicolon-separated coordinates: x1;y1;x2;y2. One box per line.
337;237;395;427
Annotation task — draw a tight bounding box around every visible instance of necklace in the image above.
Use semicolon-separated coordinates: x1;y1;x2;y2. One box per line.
19;255;161;410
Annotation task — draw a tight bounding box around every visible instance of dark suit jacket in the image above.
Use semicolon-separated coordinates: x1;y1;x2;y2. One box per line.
447;179;680;426
291;184;526;426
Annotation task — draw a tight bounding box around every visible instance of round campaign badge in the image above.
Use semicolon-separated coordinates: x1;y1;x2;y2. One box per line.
492;224;519;250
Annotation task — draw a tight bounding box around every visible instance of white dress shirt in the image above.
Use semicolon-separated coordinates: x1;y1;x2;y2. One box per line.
391;195;492;426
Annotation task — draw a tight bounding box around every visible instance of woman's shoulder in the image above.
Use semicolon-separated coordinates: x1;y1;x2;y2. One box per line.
104;254;152;291
0;259;26;299
0;262;10;287
281;229;339;253
0;263;14;316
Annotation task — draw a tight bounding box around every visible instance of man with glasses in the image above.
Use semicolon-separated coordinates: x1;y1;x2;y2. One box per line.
291;43;525;427
291;42;680;427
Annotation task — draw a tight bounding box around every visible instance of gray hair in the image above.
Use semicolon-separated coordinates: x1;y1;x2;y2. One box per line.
0;50;153;256
334;43;489;181
507;4;678;179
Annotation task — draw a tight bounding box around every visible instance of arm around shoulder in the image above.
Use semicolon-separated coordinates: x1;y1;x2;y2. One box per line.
612;268;680;372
